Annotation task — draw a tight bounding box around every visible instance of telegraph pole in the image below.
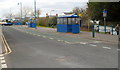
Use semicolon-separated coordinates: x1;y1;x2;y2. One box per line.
18;2;22;20
34;0;36;24
20;2;22;20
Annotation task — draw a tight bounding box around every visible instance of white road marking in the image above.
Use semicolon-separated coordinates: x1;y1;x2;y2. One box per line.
37;35;41;36
49;38;54;40
64;41;70;44
0;57;5;60
117;49;120;51
69;42;80;44
90;44;97;47
80;42;87;45
102;47;111;49
33;34;36;35
29;33;32;34
43;36;46;38
1;64;7;68
1;60;6;63
58;40;63;42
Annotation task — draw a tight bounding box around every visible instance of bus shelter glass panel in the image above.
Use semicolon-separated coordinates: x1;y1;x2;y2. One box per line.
72;18;76;24
57;18;60;24
63;18;67;24
75;18;81;24
61;18;64;24
68;18;72;24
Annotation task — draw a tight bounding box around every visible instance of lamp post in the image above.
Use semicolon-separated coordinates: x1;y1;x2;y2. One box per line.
34;0;36;23
18;2;22;20
34;0;37;29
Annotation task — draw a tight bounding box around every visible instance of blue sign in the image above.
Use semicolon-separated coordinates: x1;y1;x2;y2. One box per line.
103;10;107;13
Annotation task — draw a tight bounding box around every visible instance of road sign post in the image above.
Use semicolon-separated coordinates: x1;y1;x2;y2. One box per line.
103;9;107;34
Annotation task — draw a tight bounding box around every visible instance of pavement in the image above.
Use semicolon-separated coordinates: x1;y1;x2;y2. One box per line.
22;25;118;44
0;26;118;68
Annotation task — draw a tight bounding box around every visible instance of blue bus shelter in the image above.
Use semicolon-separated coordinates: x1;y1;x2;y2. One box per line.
57;14;81;34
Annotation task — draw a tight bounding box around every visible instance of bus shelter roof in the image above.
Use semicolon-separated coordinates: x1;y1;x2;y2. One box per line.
58;14;80;18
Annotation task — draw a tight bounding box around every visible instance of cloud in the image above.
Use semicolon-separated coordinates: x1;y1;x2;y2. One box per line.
0;0;87;17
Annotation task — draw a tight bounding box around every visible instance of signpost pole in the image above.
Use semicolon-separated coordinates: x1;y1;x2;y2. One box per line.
103;9;107;34
104;17;106;34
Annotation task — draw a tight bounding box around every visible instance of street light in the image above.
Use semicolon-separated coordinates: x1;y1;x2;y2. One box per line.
18;2;22;20
34;0;37;28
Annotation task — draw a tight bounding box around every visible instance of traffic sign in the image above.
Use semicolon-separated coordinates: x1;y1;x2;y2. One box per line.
103;10;107;17
103;13;107;17
103;10;107;13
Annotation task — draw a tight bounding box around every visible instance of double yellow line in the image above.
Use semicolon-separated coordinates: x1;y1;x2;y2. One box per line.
1;34;12;55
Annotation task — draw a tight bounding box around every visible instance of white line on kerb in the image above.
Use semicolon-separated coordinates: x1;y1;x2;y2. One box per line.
102;47;111;49
1;64;7;68
90;44;97;47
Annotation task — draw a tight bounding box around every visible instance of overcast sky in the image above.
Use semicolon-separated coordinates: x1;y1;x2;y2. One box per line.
0;0;88;18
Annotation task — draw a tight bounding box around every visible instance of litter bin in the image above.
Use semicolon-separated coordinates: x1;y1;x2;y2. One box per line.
31;23;36;28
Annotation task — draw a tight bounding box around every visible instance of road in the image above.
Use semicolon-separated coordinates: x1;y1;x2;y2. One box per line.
1;26;118;68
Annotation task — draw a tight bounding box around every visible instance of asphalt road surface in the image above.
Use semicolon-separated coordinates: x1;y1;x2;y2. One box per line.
1;26;118;68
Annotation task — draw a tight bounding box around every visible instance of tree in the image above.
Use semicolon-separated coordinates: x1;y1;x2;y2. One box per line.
87;2;120;22
73;7;89;24
29;9;42;18
73;7;86;15
23;6;32;18
73;7;91;30
36;9;42;18
2;13;13;19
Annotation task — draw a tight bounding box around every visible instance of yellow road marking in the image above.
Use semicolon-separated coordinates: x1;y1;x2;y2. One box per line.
1;34;12;55
1;36;8;55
